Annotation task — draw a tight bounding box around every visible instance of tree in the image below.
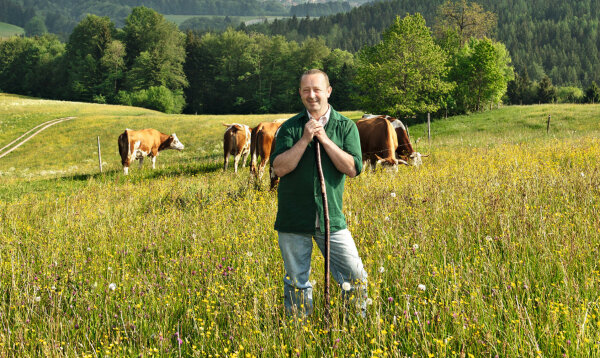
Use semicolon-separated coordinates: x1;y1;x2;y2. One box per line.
24;16;47;37
434;0;497;46
585;82;600;104
122;7;187;92
64;15;117;101
448;37;514;112
537;75;557;103
354;14;453;118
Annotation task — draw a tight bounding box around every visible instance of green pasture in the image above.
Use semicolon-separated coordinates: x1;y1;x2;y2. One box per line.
1;93;600;357
0;22;24;38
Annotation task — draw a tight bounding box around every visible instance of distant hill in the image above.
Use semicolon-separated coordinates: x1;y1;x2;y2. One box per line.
245;0;600;87
0;21;24;38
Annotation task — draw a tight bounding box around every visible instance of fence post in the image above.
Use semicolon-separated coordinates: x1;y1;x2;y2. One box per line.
97;136;103;173
546;115;551;134
427;112;431;143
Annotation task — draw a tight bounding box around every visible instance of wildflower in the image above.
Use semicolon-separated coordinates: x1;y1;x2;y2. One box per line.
34;296;41;302
341;282;352;291
413;243;419;250
87;247;91;252
388;297;393;302
390;192;396;198
418;284;426;291
246;251;253;257
485;235;493;242
581;172;585;177
366;298;373;305
310;280;317;287
51;286;56;291
108;283;116;291
384;216;390;221
378;266;385;273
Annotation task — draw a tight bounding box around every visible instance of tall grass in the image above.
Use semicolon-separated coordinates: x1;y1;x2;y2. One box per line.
1;94;599;356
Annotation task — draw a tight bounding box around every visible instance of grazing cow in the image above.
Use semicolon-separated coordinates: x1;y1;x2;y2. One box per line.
250;119;286;180
118;128;184;175
356;115;406;169
223;123;251;173
361;114;425;166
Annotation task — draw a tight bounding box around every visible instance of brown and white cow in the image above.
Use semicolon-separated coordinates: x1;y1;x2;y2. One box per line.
356;115;407;170
361;114;425;166
118;128;184;175
223;123;251;173
250;119;286;181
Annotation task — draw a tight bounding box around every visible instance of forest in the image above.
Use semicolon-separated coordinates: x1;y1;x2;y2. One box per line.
246;0;600;88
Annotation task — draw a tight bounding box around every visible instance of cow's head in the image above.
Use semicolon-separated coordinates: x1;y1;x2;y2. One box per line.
375;154;408;168
169;134;185;150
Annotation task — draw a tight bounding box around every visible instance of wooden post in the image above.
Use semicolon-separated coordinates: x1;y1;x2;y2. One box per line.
97;136;103;173
427;112;431;142
546;115;551;134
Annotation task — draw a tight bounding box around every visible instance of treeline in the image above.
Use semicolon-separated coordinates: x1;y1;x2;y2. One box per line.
245;0;600;88
2;7;598;117
290;2;351;17
0;0;288;35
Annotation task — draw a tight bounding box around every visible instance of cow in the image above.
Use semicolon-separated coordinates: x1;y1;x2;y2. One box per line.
250;119;286;181
361;114;425;166
356;115;407;170
118;128;184;175
223;123;251;173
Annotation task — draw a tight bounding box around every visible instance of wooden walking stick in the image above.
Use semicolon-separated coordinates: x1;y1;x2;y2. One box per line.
314;139;331;320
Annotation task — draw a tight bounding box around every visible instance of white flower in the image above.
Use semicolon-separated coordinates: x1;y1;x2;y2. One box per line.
485;235;493;242
390;192;396;198
93;281;98;288
34;296;41;302
108;283;116;291
581;172;585;177
366;298;373;305
413;244;419;250
51;286;56;291
341;282;352;291
379;266;385;273
87;247;91;252
384;216;390;221
418;284;426;291
107;267;112;272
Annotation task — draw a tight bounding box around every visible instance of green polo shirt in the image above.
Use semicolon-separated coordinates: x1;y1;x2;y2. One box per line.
270;108;363;234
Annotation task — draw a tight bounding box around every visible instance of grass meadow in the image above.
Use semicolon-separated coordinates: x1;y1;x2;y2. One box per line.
0;22;24;38
0;93;600;357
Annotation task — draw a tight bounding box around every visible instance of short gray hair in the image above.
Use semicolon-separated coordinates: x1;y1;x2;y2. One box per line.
300;69;330;88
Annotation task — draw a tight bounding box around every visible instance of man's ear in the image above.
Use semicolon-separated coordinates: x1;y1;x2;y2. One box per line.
327;86;332;98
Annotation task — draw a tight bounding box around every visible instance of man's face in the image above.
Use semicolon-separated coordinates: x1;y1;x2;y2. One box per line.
299;73;332;116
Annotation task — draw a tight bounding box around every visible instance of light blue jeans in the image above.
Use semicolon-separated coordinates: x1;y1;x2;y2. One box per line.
278;229;368;317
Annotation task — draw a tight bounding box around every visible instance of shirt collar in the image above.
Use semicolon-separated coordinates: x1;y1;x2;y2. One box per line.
307;105;331;126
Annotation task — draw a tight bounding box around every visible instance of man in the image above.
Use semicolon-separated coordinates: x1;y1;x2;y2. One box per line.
270;69;368;317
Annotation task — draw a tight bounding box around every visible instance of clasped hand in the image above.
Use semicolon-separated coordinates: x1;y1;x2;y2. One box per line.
303;119;327;143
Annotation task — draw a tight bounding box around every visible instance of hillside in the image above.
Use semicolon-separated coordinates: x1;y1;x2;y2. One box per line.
246;0;600;87
0;21;24;38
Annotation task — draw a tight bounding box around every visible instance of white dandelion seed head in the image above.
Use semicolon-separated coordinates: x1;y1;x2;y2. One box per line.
418;284;426;291
379;266;385;273
485;235;493;242
390;192;396;198
34;296;41;302
366;298;373;305
413;244;419;250
246;251;253;257
87;247;91;252
93;281;97;288
108;283;116;291
341;282;352;291
384;216;390;221
581;172;585;177
51;286;56;291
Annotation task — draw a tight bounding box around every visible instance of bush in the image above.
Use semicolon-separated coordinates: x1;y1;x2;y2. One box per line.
556;86;584;103
115;86;185;113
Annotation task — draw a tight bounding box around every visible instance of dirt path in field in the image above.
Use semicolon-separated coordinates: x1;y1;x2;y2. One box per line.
0;117;76;159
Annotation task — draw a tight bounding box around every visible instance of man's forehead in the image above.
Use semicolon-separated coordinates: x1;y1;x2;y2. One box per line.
300;74;329;88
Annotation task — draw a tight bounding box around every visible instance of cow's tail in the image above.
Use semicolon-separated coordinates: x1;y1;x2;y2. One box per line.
250;126;261;174
118;130;130;165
